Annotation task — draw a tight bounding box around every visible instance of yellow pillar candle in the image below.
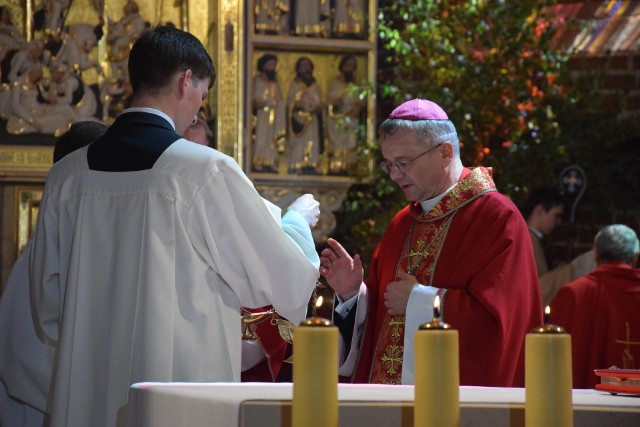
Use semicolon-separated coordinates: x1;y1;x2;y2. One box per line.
525;306;573;427
414;295;460;427
292;317;338;427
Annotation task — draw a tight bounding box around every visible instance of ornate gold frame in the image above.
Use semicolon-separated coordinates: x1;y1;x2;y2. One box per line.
15;185;42;255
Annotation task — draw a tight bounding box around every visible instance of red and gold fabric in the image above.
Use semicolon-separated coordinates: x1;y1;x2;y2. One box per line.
551;262;640;389
355;167;542;386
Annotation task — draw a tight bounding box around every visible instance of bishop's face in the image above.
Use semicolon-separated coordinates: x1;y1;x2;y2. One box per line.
380;129;450;203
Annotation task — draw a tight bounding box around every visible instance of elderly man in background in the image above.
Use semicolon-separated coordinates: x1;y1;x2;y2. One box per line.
551;224;640;389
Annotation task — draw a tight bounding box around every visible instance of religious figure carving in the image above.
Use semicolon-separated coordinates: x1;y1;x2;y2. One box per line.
0;6;27;82
7;40;45;83
42;0;71;37
41;63;100;123
107;0;148;82
293;0;330;37
99;77;132;123
326;55;364;175
52;23;103;77
254;0;289;35
251;53;286;173
2;67;75;136
332;0;366;38
287;57;324;174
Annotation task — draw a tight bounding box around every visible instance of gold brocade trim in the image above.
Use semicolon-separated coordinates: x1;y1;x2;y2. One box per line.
369;314;405;384
412;167;496;222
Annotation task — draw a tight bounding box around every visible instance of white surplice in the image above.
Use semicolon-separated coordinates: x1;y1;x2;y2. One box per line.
29;139;320;427
0;239;51;427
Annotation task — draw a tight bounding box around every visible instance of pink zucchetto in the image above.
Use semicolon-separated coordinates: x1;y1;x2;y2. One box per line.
388;98;449;121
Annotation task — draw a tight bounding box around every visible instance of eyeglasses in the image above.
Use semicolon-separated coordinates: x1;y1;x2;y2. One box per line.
379;143;443;174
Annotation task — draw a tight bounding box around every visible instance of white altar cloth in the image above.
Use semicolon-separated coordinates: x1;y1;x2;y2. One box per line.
126;382;640;427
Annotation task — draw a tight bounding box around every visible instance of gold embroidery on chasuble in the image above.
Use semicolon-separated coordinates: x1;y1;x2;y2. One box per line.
368;167;496;384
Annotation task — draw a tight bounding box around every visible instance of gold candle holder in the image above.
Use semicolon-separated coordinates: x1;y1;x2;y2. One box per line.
525;306;573;427
414;295;460;427
292;317;338;427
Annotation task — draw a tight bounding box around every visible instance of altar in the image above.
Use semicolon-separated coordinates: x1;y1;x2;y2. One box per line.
127;382;640;427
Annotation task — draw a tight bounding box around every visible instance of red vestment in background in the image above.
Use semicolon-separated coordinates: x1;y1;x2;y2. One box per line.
551;262;640;389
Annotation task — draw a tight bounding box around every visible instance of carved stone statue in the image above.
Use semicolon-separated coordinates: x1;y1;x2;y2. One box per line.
254;0;289;35
43;0;72;36
252;53;286;173
293;0;330;37
99;77;132;123
326;55;364;175
3;67;75;136
0;6;27;82
53;23;103;77
107;0;148;82
7;40;45;83
287;57;324;174
41;63;100;123
332;0;367;38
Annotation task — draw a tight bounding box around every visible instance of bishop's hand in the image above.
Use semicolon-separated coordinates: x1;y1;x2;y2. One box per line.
319;238;363;300
384;271;417;315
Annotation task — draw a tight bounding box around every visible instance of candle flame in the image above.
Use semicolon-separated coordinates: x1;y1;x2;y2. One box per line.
543;305;551;326
432;294;441;322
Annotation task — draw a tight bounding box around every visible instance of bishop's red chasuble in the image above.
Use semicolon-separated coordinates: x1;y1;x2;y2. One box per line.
355;167;542;386
551;263;640;389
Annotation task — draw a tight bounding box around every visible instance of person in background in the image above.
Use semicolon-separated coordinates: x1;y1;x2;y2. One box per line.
520;185;573;306
0;121;107;427
551;224;640;388
183;114;209;146
319;98;541;387
29;25;320;426
181;112;290;383
520;185;565;277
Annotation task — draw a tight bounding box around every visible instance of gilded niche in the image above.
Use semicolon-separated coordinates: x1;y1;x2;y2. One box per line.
0;0;208;146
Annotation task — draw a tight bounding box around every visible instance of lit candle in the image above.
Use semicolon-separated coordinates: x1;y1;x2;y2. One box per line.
525;306;573;427
292;317;338;427
414;295;460;427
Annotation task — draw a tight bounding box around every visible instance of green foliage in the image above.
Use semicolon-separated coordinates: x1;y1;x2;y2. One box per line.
334;0;640;262
377;0;575;188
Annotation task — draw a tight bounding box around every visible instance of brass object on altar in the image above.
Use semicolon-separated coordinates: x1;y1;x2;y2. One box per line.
241;307;276;340
530;324;566;334
420;299;452;330
272;317;295;343
419;318;453;331
240;308;297;362
272;317;295;363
